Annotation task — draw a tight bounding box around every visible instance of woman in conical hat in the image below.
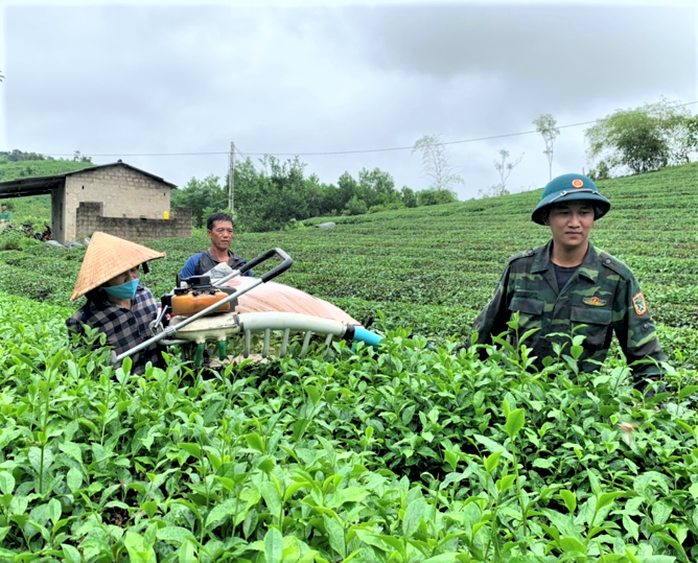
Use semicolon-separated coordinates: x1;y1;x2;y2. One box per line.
66;232;166;375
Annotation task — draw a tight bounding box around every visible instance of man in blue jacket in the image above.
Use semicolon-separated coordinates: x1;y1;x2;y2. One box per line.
180;212;249;279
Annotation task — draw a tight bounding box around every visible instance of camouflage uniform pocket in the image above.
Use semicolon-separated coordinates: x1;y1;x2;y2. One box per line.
509;295;544;329
570;306;612;348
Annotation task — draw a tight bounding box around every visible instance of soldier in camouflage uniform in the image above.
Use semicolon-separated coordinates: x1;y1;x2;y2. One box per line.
473;173;666;389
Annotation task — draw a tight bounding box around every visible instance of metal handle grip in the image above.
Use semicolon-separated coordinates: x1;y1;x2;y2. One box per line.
239;247;293;283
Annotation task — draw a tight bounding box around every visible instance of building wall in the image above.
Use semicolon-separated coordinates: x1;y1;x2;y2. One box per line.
76;202;192;242
62;164;172;242
50;183;67;244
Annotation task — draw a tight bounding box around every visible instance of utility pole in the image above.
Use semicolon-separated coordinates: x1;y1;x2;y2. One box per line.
228;141;235;214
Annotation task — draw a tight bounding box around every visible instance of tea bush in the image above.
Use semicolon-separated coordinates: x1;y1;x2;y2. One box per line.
1;163;697;561
1;293;698;561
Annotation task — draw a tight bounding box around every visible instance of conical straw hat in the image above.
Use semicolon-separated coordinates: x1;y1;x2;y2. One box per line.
70;232;166;300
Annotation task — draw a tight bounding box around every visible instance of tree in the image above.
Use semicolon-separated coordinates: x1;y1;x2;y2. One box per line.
171;175;228;228
416;188;458;206
533;114;559;181
72;150;92;163
400;186;418;208
336;171;360;212
357;168;400;209
342;195;368;216
478;149;523;198
233;155;319;232
411;134;464;192
585;98;697;176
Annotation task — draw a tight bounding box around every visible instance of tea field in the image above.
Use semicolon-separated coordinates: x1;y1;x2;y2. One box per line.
0;163;698;561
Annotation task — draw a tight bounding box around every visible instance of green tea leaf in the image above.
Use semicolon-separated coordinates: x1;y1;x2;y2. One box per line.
260;480;282;517
402;497;426;537
0;472;15;495
48;498;62;524
473;434;510;459
245;433;266;454
61;544;82;563
652;501;673;525
401;404;416;426
178;540;196;563
484;451;503;473
306;385;321;406
327;486;369;509
532;457;554;469
264;527;284;563
559;490;576;514
679;385;698;400
496;474;516;493
558;536;586;554
597;491;624;510
505;408;525;440
205;499;238;531
323;515;346;558
689;483;698;499
59;442;83;464
66;467;83;494
178;442;201;460
587;469;601;497
422;555;459;563
124;531;157;563
623;514;639;541
157;526;197;545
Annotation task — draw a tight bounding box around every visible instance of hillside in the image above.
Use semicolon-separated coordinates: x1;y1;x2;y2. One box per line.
0;156;95;222
1;162;697;361
1;164;698;560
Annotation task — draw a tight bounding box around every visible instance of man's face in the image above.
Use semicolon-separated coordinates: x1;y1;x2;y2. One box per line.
1;205;6;211
207;220;234;252
545;201;594;251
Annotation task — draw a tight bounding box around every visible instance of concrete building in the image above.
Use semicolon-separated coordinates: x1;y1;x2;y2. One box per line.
0;161;191;243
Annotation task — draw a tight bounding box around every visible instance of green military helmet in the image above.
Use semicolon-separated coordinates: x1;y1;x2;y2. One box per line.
531;173;611;225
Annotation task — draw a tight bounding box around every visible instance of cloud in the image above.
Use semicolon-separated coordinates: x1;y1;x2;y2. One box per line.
2;3;696;199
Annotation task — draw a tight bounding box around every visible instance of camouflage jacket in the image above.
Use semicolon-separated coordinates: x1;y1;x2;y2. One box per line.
472;240;667;384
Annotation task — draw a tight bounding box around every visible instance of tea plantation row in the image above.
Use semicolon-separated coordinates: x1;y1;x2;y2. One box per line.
0;163;697;561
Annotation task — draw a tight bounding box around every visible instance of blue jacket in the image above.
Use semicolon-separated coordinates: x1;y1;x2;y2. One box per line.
180;249;251;279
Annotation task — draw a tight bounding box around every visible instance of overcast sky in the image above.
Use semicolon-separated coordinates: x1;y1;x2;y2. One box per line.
1;0;696;201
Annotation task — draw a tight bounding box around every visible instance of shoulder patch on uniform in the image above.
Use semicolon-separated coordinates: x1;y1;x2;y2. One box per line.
632;292;648;316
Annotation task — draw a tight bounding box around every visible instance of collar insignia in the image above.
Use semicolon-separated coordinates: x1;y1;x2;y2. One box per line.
572;179;584;188
632;292;647;316
583;296;606;307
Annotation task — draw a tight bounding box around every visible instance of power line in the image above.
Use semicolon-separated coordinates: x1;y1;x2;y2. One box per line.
43;100;698;160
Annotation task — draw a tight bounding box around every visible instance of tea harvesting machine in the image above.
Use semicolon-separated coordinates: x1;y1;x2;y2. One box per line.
116;248;383;368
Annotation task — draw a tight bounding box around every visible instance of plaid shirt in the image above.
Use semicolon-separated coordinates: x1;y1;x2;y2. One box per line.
66;286;161;374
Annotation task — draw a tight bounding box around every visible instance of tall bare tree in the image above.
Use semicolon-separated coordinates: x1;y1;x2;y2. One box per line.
411;134;464;192
479;149;523;198
533;114;560;181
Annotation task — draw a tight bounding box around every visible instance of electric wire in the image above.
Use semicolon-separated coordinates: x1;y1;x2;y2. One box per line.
41;99;698;160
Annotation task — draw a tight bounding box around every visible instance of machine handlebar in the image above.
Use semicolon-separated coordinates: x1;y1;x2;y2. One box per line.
239;247;293;283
